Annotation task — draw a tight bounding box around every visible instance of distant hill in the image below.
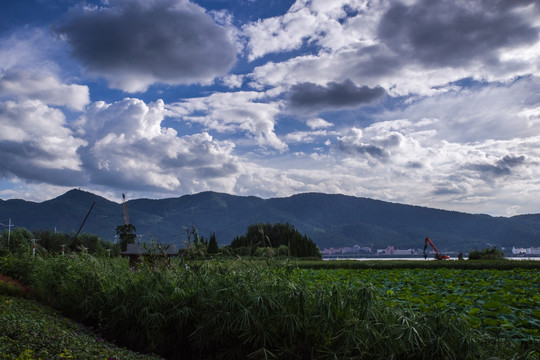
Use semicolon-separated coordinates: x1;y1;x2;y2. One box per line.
1;189;539;252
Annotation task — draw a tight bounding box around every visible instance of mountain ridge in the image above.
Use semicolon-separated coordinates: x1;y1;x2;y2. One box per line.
1;189;539;252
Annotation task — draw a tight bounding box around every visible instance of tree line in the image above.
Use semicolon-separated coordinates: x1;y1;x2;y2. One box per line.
229;222;321;258
0;228;120;257
1;221;321;259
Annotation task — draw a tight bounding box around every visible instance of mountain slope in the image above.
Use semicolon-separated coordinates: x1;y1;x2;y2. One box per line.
0;189;539;252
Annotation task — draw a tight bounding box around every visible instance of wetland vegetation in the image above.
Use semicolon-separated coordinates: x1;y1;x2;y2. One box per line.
1;252;538;360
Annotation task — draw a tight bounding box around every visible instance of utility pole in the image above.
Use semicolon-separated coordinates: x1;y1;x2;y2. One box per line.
30;238;40;257
0;218;14;250
8;218;11;249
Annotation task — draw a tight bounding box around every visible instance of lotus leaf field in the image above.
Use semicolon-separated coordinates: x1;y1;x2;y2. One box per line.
295;268;540;342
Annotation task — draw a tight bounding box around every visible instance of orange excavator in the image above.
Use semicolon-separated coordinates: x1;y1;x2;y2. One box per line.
423;237;450;260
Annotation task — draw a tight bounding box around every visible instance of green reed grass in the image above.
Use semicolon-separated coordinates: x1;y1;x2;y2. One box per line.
0;254;534;360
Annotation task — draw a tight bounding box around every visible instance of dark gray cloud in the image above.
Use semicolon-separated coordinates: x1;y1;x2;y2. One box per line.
406;161;423;169
498;154;526;168
195;163;239;178
337;130;403;162
470;163;512;176
55;0;236;91
337;142;389;160
378;0;539;68
467;154;526;178
432;186;466;196
483;0;539;13
350;45;402;78
0;141;84;187
288;79;385;112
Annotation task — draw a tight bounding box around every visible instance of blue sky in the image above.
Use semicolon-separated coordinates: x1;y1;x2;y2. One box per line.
1;0;539;216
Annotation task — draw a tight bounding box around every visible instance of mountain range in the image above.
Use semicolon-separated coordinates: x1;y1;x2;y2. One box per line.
1;189;539;253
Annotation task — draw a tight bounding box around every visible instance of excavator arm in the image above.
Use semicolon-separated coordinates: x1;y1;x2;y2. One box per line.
423;237;450;260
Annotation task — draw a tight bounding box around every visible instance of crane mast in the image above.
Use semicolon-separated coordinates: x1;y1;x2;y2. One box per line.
122;193;130;225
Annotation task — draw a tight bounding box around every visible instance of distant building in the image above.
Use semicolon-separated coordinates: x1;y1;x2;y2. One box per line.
512;247;527;255
341;247;353;254
323;245;372;255
322;248;334;255
323;244;417;256
512;246;540;255
530;247;540;255
375;246;414;255
393;249;413;255
355;245;372;253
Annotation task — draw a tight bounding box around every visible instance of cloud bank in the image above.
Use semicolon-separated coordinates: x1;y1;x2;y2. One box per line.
0;0;540;217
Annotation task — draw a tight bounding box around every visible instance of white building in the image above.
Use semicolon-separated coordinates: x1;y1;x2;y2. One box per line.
512;247;527;254
393;249;413;255
512;246;540;255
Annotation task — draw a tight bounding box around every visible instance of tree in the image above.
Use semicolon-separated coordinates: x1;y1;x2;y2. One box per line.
1;227;32;254
207;232;219;254
116;224;137;251
230;222;321;258
468;247;505;260
33;230;68;254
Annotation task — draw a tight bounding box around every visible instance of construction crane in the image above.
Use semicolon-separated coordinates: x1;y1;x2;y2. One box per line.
122;193;130;225
75;201;96;238
423;237;450;260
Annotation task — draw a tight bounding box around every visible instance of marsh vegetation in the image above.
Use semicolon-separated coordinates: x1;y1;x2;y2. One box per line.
0;253;538;360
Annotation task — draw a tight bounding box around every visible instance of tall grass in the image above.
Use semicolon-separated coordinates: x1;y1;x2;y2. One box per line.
0;254;532;359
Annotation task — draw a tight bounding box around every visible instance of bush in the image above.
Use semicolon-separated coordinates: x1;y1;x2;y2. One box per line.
0;254;35;285
468;247;505;260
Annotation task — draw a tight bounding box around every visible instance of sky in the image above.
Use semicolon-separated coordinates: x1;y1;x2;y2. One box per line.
0;0;539;216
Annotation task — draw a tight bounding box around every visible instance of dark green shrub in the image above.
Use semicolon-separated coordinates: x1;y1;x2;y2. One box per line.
0;279;28;298
0;253;35;285
1;228;32;255
468;247;505;260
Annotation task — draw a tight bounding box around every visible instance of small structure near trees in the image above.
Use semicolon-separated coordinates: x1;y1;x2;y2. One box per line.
121;242;179;268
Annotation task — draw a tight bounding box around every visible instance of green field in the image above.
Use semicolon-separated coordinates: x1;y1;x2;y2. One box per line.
1;255;538;359
295;267;540;342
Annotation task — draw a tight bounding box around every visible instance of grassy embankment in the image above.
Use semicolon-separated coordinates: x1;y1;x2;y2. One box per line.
1;254;538;360
0;277;163;360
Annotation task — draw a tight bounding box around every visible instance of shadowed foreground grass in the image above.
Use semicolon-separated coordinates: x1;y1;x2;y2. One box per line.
0;294;163;360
